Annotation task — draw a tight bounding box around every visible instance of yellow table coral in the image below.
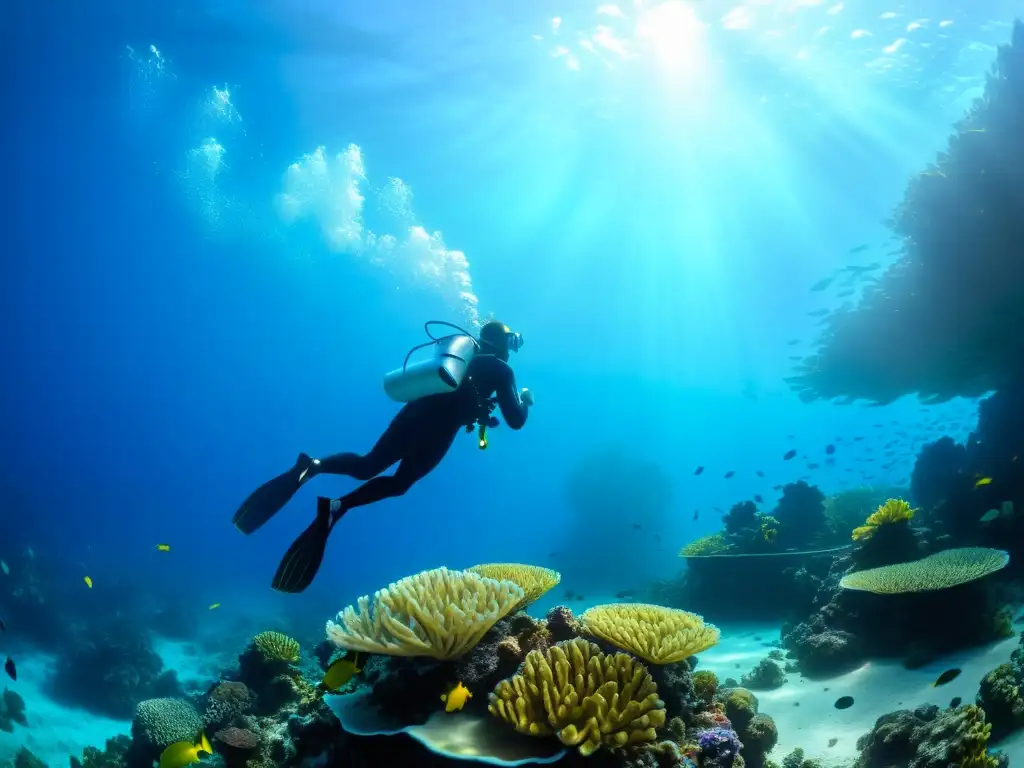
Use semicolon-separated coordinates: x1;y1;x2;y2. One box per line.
488;638;666;756
467;564;560;611
325;566;525;660
839;547;1009;594
580;603;720;664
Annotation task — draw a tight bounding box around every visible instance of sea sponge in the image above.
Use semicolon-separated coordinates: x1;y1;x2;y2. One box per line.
467;563;561;611
679;533;732;557
839;547;1009;593
851;498;915;541
252;631;300;663
692;670;719;703
132;698;203;750
487;638;666;756
326;566;525;660
579;603;720;664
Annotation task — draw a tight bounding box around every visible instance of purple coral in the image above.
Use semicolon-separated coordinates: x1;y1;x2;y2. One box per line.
697;727;742;768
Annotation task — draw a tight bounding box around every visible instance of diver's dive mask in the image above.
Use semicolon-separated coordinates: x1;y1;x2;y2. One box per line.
506;330;524;353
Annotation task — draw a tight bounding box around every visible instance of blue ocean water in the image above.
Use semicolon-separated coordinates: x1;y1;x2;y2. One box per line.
2;0;1023;764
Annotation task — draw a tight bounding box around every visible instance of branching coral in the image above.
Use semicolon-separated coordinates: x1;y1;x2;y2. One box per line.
579;603;720;664
487;638;666;756
253;631;300;664
851;498;916;541
326;566;525;659
467;564;561;611
839;547;1009;593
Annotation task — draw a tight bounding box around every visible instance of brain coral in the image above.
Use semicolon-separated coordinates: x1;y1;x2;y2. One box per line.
839;547;1009;594
580;603;720;664
488;638;665;756
133;698;203;749
467;564;561;611
326;566;525;660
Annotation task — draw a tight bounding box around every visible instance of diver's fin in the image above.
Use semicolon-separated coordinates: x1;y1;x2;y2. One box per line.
271;497;334;594
233;453;316;535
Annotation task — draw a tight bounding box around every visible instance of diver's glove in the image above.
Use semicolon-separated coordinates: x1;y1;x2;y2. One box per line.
520;388;534;407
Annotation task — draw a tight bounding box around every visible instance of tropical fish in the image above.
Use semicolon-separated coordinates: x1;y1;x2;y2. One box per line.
848;244;870;253
83;576;93;589
783;450;797;460
0;561;7;575
208;603;221;611
933;668;961;687
615;590;636;599
756;470;764;477
950;697;962;708
724;471;734;479
810;277;834;292
0;619;6;632
834;696;854;709
975;477;993;487
156;544;171;552
158;731;212;768
694;466;704;475
441;682;473;713
825;444;835;455
980;509;1001;523
4;657;15;681
321;653;362;692
753;494;763;503
693;510;699;521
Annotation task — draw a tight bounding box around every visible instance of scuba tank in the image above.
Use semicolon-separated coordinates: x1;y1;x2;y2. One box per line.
383;321;481;403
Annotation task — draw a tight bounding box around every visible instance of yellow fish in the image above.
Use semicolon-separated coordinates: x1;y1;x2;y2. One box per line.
975;477;993;487
321;652;362;692
158;731;211;768
441;681;472;713
156;544;171;552
208;603;221;611
84;576;93;588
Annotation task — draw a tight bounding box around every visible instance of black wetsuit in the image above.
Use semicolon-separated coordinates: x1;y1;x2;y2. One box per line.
313;352;528;515
233;352;529;593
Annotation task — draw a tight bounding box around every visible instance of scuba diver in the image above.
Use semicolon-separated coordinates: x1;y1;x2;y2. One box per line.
232;319;533;594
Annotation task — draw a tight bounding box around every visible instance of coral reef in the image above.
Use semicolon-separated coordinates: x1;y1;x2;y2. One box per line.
46;623;181;718
77;735;132;768
467;563;561;611
487;638;666;756
787;21;1024;405
976;662;1024;740
782;624;862;678
854;704;999;768
740;658;787;691
326;566;525;659
580;603;721;664
773;482;826;550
